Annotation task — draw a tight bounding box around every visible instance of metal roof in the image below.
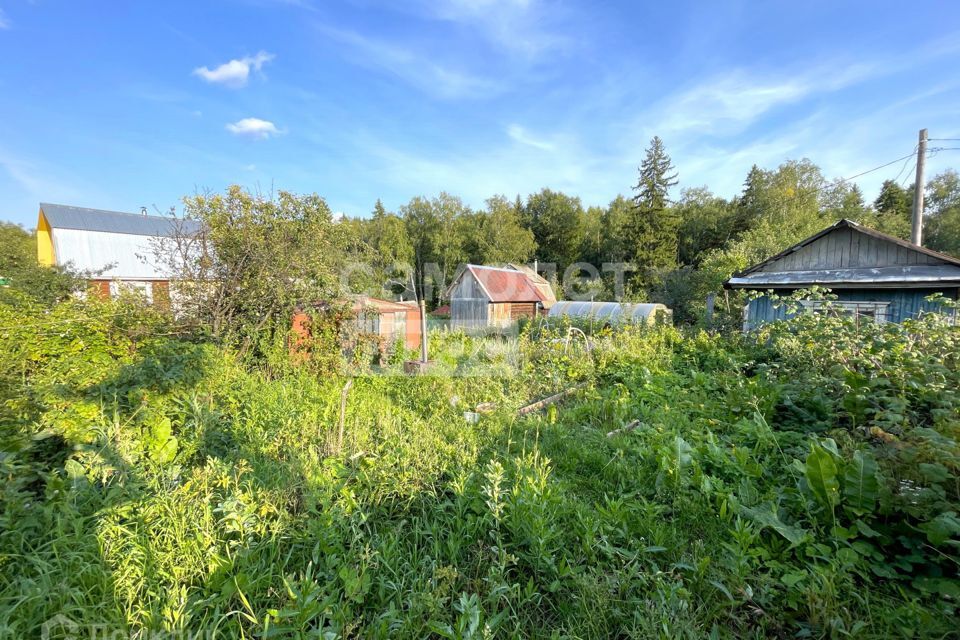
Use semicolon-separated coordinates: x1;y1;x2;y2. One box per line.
40;203;202;237
451;265;550;303
726;265;960;289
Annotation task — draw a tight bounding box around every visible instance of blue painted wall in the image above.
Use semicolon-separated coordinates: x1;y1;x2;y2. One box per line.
744;287;960;330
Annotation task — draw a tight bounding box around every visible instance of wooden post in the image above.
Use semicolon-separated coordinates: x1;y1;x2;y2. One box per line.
705;292;716;325
912;128;927;246
419;299;428;362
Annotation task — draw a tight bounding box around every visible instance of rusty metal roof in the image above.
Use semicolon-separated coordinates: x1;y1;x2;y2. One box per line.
352;296;418;313
466;265;548;303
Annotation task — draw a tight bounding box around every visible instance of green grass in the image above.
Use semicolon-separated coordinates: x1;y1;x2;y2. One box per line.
1;295;958;638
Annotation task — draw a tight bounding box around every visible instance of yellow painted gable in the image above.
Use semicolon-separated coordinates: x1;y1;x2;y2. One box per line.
37;210;55;266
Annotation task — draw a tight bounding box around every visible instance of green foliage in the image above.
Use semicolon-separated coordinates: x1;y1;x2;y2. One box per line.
926;169;960;257
157;186;351;347
522;188;585;270
2;235;960;638
626;136;679;283
0;223;83;304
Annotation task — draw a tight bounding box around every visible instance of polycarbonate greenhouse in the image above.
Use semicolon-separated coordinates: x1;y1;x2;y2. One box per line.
547;301;672;325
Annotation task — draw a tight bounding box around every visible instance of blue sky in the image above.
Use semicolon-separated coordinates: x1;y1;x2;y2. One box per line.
1;0;959;228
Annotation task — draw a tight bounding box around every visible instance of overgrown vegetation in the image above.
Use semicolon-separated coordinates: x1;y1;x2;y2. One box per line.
2;284;957;638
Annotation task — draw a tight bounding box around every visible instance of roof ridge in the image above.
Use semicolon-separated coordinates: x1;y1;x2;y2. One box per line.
40;202;187;222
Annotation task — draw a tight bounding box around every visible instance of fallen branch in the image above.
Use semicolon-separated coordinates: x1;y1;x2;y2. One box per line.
606;419;643;438
517;382;589;416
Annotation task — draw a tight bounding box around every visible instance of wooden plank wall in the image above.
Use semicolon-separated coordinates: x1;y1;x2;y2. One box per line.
745;287;960;329
758;228;946;272
489;303;512;328
450;274;490;329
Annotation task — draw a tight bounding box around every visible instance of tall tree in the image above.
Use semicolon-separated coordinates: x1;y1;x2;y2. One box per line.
675;187;739;267
601;195;632;264
401;193;469;303
364;198;414;296
523;188;585;270
925;169;960;256
626;136;679;282
874;180;911;220
466;195;537;264
155;186;349;343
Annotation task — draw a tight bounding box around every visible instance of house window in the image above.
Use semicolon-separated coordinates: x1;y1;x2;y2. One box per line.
356;311;379;334
799;300;890;324
109;280;154;303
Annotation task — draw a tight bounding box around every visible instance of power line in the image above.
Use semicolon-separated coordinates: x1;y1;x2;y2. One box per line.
892;147;919;183
837;150;917;184
928;138;960;142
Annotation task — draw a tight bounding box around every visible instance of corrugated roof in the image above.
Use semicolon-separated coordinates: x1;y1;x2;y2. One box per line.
40;203;202;237
726;265;960;289
508;263;557;306
353;296;418;314
466;265;547;303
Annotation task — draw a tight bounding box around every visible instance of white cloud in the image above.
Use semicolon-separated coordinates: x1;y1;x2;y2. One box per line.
507;124;555;151
226;118;281;139
0;8;10;29
318;26;499;99
650;64;877;138
413;0;572;58
193;51;275;88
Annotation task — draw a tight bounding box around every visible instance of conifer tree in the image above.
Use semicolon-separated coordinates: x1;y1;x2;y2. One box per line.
626;136;679;282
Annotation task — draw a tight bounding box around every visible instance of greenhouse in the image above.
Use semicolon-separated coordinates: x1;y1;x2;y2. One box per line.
547;301;672;325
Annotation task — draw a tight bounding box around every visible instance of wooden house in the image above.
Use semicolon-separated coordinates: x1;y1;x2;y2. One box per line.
291;296;422;354
36;202;201;303
446;264;556;329
724;219;960;330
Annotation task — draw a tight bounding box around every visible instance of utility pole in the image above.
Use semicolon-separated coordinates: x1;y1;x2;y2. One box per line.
911;128;927;246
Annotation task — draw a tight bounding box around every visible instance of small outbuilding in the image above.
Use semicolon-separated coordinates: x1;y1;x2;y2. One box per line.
724;219;960;330
291;296;422;353
547;301;672;326
446;264;556;329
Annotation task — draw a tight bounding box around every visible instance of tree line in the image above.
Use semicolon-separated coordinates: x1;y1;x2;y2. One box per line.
343;137;960;320
4;137;959;341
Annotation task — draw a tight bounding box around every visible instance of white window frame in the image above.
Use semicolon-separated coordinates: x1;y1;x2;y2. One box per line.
109;280;154;304
799;299;890;324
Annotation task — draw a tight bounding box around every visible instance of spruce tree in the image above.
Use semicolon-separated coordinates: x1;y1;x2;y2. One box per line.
627;136;679;283
874;180;910;219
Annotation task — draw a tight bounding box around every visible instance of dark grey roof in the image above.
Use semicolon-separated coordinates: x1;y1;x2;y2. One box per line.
40;203;202;237
726;265;960;289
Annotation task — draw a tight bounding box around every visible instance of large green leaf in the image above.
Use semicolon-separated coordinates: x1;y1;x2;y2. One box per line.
738;502;809;545
805;443;840;511
842;450;879;515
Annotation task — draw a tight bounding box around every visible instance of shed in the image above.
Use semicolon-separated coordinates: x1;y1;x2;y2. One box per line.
724;219;960;330
291;296;422;354
547;301;672;326
37;202;201;303
446;264;556;329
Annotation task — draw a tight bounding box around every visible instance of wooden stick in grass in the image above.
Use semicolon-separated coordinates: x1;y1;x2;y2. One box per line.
517;382;589;416
606;419;643;438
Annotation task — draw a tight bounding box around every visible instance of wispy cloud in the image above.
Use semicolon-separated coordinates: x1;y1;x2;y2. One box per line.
650;63;878;137
507;124;555;151
193;51;275;88
226;117;281;139
0;8;11;30
0;148;85;205
421;0;572;58
318;26;498;99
